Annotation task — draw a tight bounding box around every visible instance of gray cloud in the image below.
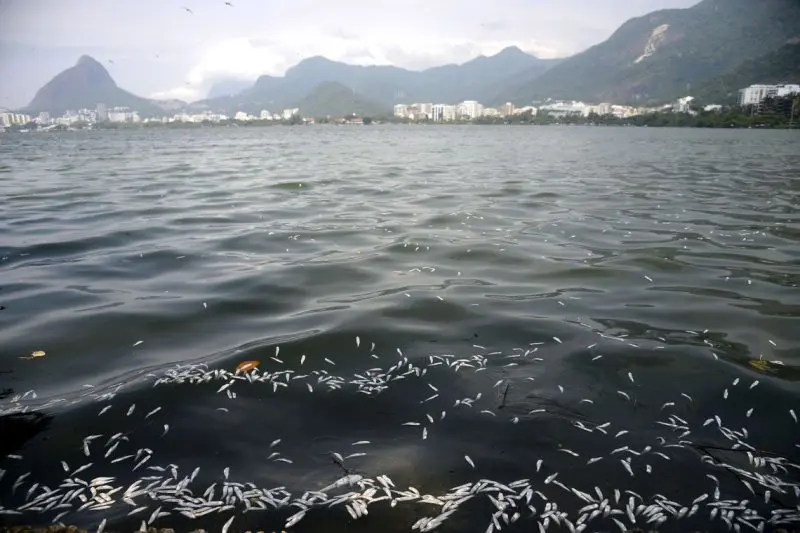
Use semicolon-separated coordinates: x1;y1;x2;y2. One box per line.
480;20;510;33
0;0;700;108
248;38;278;49
328;27;360;41
382;43;487;71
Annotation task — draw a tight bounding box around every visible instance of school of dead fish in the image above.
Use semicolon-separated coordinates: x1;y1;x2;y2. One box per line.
1;332;798;533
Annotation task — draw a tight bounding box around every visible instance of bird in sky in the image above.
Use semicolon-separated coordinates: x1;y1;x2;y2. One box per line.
182;6;193;14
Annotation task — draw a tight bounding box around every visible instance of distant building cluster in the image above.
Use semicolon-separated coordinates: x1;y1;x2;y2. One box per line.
4;81;799;133
7;104;304;130
19;105;141;129
389;85;799;124
169;108;299;123
393;99;681;121
0;111;32;127
738;84;800;107
393;101;536;121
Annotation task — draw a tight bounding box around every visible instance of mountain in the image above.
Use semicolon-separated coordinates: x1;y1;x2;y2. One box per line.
189;47;557;114
154;99;188;112
25;56;165;115
414;46;559;104
500;0;800;105
692;41;800;104
294;82;390;117
207;77;255;99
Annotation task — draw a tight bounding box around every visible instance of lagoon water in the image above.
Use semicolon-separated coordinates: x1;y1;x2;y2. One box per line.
1;125;799;532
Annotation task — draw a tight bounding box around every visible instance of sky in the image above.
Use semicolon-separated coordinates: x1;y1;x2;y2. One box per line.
0;0;699;109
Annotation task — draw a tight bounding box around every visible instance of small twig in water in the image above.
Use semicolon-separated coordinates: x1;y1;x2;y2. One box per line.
499;383;510;409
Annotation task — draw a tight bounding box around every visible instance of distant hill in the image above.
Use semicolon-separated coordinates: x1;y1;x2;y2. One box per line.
25;56;166;115
32;10;798;120
207;77;255;99
294;82;390;118
499;0;800;105
154;99;188;112
692;41;800;104
415;46;560;104
188;47;557;115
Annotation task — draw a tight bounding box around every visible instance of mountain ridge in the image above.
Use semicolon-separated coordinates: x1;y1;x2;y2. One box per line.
188;46;557;114
293;81;390;118
24;56;172;115
207;77;255;99
498;0;800;105
21;0;800;117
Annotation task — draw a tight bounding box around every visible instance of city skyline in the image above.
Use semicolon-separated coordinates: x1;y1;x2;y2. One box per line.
0;0;700;108
6;81;797;131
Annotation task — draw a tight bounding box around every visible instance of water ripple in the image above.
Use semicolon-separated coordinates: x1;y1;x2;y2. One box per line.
0;126;798;532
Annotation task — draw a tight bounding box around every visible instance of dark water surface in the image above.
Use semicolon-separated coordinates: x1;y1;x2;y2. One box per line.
1;126;799;533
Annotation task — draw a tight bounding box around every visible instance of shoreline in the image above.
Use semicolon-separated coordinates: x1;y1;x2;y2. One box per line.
2;121;798;132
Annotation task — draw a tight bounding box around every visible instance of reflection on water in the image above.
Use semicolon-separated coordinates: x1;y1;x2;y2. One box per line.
0;126;798;532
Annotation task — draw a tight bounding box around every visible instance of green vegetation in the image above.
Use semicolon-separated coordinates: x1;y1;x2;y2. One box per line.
292;82;390;119
693;43;800;104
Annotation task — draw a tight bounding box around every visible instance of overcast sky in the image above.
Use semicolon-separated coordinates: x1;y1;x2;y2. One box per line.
0;0;699;108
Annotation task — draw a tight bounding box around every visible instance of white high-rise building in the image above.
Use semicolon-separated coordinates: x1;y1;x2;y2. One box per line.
776;84;800;98
739;84;800;106
108;109;139;122
431;104;457;122
458;100;483;119
595;103;613;115
96;103;108;121
672;96;695;113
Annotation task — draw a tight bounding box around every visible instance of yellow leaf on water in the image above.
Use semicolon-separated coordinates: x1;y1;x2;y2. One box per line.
748;359;774;374
236;360;260;374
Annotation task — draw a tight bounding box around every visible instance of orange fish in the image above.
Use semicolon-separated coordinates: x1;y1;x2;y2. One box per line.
236;360;260;374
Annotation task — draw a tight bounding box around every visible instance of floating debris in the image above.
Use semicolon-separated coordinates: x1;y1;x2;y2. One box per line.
20;350;46;360
235;360;260;374
0;336;798;533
